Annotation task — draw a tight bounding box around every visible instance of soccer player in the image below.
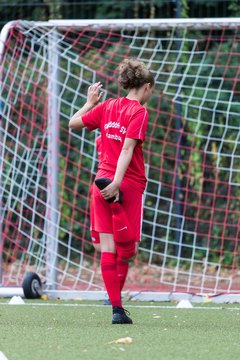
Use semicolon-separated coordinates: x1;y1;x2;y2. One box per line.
69;58;154;324
90;135;129;305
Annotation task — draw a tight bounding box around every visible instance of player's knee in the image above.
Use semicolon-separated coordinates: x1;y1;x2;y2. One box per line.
100;233;116;253
116;240;138;262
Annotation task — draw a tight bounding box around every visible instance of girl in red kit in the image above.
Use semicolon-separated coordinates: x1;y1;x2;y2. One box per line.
90;135;130;306
69;58;154;324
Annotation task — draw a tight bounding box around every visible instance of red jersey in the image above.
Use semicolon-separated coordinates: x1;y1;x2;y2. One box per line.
82;97;148;192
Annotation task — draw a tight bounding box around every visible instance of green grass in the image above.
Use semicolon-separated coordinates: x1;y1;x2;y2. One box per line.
0;300;240;360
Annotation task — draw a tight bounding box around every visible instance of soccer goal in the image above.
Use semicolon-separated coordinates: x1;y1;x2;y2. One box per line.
0;18;240;301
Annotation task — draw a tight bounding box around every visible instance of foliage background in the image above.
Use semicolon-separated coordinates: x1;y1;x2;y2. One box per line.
1;0;240;30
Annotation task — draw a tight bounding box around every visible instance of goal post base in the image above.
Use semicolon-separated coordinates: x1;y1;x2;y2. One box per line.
0;287;24;298
1;288;240;303
44;290;240;303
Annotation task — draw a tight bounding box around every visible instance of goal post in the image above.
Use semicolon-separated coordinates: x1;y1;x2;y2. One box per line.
46;29;60;290
0;18;240;301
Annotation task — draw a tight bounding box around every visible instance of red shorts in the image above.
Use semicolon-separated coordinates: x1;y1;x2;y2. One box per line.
91;176;143;242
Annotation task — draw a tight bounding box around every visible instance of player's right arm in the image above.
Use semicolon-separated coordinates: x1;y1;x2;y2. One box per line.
69;82;103;130
100;138;138;201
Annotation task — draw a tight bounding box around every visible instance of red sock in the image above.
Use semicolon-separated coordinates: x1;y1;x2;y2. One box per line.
101;252;122;307
117;259;129;291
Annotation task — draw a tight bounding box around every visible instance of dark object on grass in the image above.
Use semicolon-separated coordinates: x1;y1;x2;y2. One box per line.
22;272;42;299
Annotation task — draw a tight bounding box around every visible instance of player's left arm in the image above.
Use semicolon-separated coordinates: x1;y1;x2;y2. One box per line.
69;82;103;130
100;138;137;201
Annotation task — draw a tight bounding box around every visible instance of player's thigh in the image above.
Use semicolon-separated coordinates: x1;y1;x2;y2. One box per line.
120;181;143;241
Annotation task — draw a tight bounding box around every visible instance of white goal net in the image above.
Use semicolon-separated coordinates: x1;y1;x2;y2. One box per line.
0;19;240;297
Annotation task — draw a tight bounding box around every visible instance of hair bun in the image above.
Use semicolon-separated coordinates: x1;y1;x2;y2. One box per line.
118;58;154;90
127;70;134;79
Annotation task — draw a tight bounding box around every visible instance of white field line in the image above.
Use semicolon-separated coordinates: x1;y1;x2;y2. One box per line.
0;352;9;360
0;302;240;311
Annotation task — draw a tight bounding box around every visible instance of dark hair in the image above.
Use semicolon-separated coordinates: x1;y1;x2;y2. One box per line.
118;58;155;90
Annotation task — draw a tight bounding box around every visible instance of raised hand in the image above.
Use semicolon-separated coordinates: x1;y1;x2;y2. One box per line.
87;82;104;106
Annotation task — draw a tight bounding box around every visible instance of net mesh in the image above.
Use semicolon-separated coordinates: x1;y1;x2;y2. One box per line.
0;20;240;293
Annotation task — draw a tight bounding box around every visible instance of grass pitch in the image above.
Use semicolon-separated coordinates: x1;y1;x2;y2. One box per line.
0;300;239;360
